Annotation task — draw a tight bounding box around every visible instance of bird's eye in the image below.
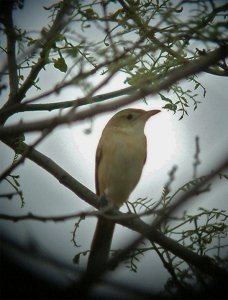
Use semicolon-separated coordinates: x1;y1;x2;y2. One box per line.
126;114;133;120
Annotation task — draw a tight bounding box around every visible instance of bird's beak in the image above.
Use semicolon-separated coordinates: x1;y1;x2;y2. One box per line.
142;109;161;121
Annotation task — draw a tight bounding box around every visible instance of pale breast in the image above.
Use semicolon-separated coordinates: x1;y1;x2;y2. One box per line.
97;130;147;207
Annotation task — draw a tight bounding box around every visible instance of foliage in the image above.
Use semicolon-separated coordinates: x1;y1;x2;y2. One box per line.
1;0;227;116
4;174;24;207
70;167;228;295
124;173;228;294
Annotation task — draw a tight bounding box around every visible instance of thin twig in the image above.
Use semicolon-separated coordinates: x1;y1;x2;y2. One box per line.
0;210;96;222
193;136;201;179
0;192;20;199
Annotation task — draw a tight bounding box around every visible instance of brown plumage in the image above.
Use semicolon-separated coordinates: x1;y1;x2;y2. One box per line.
87;108;160;274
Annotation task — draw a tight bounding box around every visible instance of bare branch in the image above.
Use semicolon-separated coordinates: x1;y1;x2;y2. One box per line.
0;210;95;222
193;136;201;178
0;192;19;199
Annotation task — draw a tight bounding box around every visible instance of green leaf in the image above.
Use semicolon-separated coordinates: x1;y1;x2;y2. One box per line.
55;33;65;42
53;57;68;73
163;103;177;112
160;93;172;102
66;46;78;58
110;9;123;20
84;8;95;15
194;82;200;90
27;38;37;46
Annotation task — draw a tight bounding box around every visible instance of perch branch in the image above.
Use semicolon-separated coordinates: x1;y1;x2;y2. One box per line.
2;138;227;283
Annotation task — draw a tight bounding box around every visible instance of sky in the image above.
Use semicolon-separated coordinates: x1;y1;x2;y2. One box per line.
0;0;228;296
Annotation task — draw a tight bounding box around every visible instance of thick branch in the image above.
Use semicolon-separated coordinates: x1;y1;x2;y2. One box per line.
0;45;227;137
2;138;227;281
2;138;98;207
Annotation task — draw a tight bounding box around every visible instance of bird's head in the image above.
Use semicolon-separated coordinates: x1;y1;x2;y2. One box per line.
106;108;160;133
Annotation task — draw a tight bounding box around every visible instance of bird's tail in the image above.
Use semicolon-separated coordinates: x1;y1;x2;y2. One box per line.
87;217;115;274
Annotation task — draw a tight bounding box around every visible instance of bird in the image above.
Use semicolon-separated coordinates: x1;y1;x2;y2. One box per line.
87;108;160;275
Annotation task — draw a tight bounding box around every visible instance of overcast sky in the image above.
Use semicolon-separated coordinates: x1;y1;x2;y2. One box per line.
1;0;228;295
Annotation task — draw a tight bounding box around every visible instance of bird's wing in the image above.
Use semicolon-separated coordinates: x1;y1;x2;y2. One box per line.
143;138;147;165
95;144;102;196
88;139;115;275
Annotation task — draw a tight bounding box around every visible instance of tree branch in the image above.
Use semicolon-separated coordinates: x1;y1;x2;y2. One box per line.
14;87;135;113
14;2;74;102
2;138;98;207
2;138;227;282
204;67;228;77
0;45;227;137
0;35;145;120
0;210;96;222
118;0;228;77
0;0;75;125
77;201;227;294
118;0;188;64
0;192;19;199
